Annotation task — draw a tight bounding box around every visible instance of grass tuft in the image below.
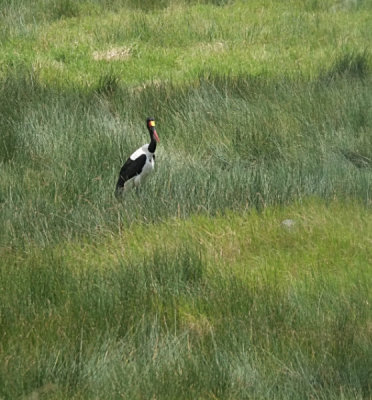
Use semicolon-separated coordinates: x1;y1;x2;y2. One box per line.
322;49;370;80
95;71;121;96
49;0;81;20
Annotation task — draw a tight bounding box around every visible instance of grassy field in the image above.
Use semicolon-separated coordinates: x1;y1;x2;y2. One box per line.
1;0;372;399
1;0;371;86
1;201;372;399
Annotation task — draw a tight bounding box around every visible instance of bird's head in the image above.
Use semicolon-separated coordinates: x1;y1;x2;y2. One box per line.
147;117;159;142
146;117;159;142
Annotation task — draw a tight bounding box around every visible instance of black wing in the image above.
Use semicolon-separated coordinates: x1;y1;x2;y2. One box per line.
116;154;146;189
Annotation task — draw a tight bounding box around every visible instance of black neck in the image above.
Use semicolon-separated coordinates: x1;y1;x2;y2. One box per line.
148;131;157;153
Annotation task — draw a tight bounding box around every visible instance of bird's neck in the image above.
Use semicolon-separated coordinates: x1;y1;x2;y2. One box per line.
148;133;157;153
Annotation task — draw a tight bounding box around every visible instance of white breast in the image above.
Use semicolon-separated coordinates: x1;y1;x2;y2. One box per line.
141;155;155;176
130;144;155;187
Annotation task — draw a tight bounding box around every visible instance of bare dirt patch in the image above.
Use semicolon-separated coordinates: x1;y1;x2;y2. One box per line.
93;46;131;61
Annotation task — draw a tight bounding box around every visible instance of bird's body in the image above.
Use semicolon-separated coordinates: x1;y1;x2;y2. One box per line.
115;118;159;197
117;144;155;190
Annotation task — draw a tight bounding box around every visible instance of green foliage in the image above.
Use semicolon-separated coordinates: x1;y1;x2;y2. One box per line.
1;1;372;398
49;0;81;20
95;71;121;95
1;0;371;85
322;49;371;80
1;202;371;399
1;69;372;244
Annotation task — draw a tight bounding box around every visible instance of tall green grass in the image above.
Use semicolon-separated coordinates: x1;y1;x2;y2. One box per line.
1;59;372;245
1;202;371;399
1;2;372;398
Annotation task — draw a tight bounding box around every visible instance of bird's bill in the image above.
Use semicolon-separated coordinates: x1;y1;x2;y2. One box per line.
153;129;160;142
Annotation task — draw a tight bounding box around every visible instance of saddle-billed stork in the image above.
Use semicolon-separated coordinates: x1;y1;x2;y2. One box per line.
115;117;160;197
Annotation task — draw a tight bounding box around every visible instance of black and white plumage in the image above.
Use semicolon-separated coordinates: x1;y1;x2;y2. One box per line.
115;117;160;197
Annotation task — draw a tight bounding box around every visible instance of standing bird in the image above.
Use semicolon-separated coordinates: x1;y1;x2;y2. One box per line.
115;117;160;197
